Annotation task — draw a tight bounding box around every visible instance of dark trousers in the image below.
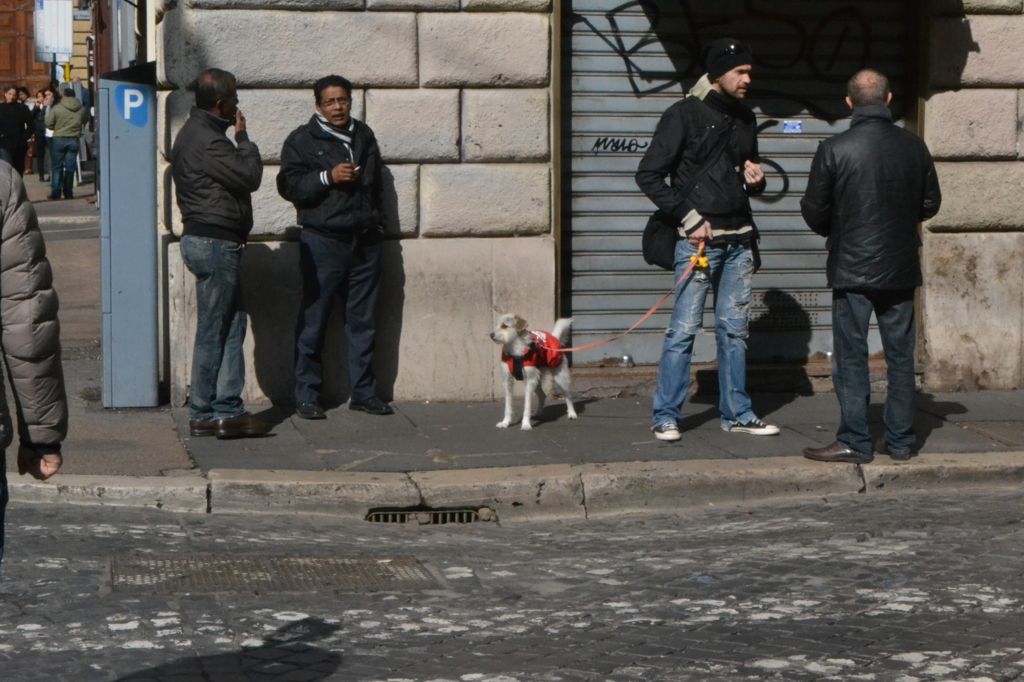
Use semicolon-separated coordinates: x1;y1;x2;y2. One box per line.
832;289;917;457
294;229;381;405
51;137;78;198
180;235;247;421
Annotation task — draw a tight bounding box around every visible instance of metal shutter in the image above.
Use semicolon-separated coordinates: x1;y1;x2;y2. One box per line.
567;0;913;364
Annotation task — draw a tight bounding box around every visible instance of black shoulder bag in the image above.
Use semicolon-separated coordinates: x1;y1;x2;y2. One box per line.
642;129;731;271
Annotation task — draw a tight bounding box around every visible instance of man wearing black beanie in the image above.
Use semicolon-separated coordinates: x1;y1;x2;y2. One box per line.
636;38;778;442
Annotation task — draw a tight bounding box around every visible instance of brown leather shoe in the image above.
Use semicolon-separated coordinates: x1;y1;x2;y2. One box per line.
803;441;873;464
190;418;217;437
215;412;273;440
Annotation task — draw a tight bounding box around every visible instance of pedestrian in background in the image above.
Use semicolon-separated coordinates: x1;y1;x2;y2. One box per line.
45;88;87;200
170;68;270;440
277;74;393;420
635;38;778;442
31;90;49;181
38;88;56;183
800;69;941;464
0;85;32;174
0;159;69;564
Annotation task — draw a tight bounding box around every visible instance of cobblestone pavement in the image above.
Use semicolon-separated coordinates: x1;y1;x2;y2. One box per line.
2;490;1024;681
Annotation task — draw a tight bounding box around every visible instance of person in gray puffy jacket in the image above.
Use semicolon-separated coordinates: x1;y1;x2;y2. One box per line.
0;160;68;564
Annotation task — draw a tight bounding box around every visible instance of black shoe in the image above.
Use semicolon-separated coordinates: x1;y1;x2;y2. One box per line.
63;194;74;200
295;402;326;420
189;418;217;437
48;194;60;200
349;397;394;416
875;437;915;461
803;441;873;464
215;412;273;439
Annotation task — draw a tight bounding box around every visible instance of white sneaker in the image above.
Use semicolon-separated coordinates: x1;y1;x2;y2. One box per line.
727;417;780;436
653;422;682;441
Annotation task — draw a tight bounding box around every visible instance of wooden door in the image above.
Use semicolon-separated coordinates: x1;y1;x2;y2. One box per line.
0;1;54;93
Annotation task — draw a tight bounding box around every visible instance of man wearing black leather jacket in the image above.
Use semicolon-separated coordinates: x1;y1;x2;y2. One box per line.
277;74;392;420
636;38;778;443
800;69;942;464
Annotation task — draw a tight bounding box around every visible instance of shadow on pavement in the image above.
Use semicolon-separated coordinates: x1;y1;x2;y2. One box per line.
114;617;341;681
532;397;599;424
867;394;969;453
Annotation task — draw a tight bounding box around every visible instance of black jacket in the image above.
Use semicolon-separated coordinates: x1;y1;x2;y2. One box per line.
0;102;32;152
635;75;761;240
170;107;263;243
801;106;941;290
276;116;383;240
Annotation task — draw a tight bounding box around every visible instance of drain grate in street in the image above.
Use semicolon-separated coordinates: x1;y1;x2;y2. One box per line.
366;509;484;525
111;556;438;594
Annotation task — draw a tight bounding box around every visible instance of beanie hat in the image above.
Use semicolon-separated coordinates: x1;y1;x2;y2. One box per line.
702;38;753;82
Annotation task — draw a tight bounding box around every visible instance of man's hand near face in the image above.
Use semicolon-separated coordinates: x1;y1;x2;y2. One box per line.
234;109;246;135
331;163;360;185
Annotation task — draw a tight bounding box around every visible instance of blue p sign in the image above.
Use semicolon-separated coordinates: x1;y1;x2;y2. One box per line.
115;85;148;128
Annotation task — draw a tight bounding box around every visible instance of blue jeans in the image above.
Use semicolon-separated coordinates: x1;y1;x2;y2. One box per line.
832;289;917;456
180;235;247;422
653;239;756;429
50;137;78;198
295;230;381;405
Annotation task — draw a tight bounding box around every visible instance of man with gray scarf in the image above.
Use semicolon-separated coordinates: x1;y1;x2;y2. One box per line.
277;74;392;420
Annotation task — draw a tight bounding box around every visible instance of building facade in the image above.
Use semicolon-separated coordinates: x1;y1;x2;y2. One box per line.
151;0;1024;405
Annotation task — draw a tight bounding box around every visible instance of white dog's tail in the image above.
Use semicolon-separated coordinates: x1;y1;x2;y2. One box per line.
552;317;573;345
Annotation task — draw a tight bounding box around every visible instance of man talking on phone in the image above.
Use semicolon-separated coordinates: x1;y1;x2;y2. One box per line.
278;74;392;419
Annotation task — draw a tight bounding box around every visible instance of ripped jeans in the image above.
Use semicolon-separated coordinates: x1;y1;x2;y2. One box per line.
653;239;756;430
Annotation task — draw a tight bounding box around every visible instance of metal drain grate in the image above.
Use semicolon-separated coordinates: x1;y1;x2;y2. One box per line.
111;556;438;594
366;509;483;525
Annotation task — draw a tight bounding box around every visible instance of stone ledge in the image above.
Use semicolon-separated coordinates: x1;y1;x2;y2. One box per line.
926;161;1024;231
410;465;585;521
8;475;208;513
368;0;457;9
931;16;1024;87
419;13;550;87
13;454;1024;519
365;89;460;162
462;89;550;162
932;0;1023;14
158;9;418;88
187;0;364;8
924;89;1017;160
578;458;865;517
462;0;550;10
420;164;550;236
862;452;1024;491
922;232;1024;391
208;469;420;515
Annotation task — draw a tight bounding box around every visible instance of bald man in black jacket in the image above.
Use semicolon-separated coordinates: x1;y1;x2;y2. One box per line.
801;69;941;465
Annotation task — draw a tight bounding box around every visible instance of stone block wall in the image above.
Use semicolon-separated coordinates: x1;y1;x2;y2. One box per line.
157;0;554;405
924;3;1024;389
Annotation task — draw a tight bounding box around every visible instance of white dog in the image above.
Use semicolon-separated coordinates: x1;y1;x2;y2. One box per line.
490;314;577;430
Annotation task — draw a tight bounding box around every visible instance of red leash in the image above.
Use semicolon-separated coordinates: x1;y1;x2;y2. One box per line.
546;243;706;354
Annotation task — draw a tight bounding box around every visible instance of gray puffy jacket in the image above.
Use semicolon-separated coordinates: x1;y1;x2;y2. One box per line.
0;162;67;449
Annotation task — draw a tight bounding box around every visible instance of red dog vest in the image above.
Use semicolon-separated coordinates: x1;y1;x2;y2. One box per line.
502;330;565;380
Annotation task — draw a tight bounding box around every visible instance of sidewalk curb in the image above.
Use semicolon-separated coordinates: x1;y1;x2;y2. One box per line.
36;216;98;226
9;452;1024;520
8;474;207;513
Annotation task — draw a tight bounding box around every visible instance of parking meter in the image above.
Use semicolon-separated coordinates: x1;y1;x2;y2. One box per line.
98;62;158;408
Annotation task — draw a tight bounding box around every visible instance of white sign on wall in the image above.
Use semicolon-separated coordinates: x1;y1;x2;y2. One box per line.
34;0;74;63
